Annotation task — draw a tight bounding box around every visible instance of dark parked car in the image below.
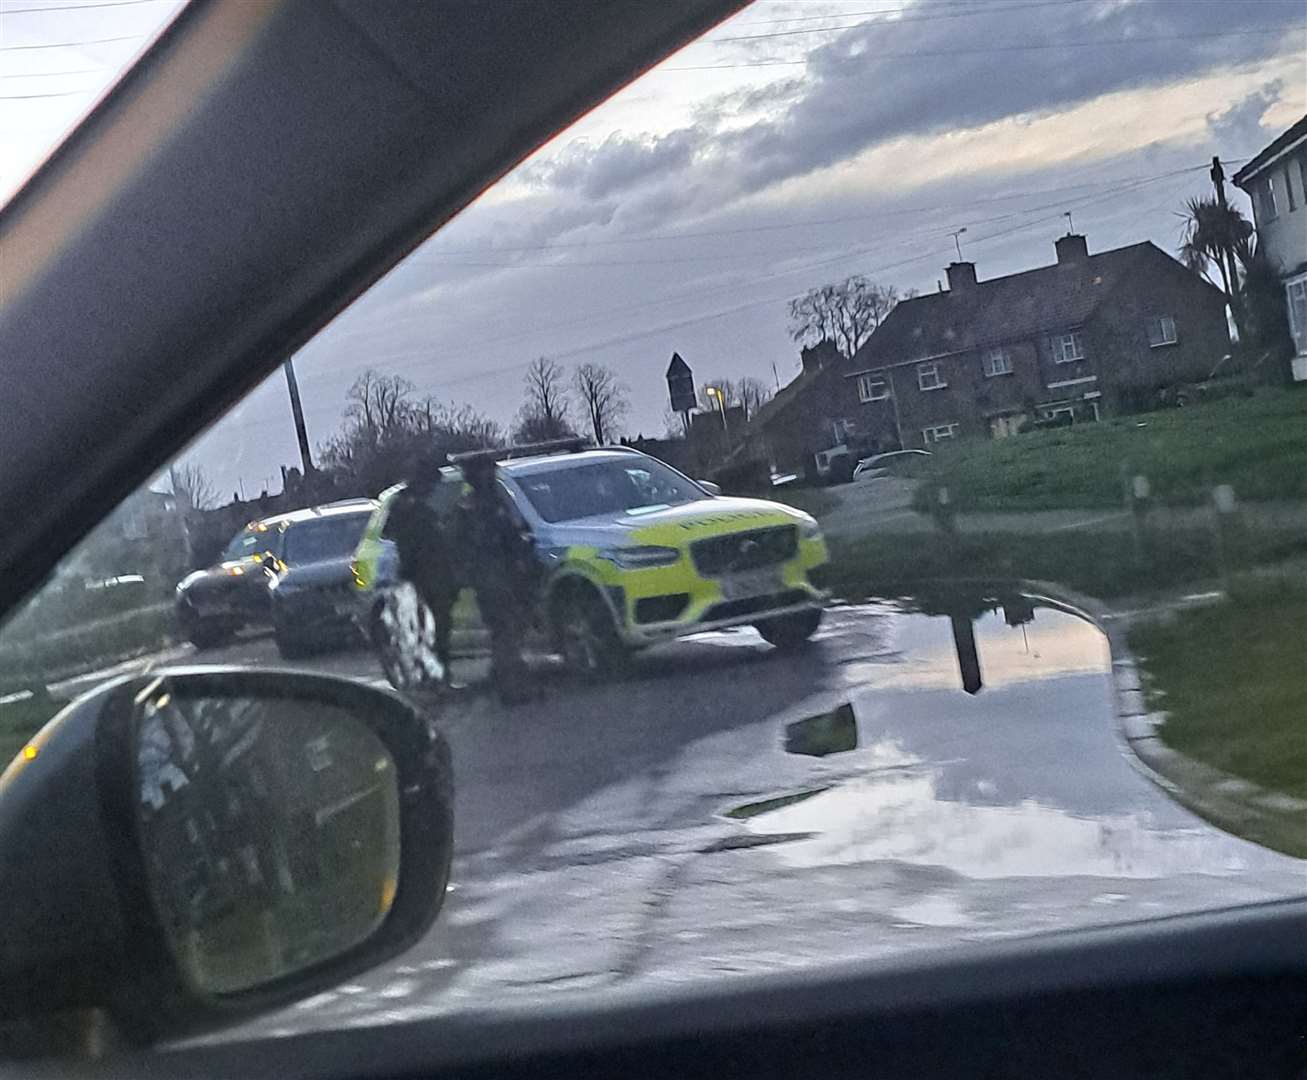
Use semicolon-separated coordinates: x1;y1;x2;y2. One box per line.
175;501;374;654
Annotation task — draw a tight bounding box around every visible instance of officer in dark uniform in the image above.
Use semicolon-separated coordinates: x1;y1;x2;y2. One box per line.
384;451;460;681
458;454;539;705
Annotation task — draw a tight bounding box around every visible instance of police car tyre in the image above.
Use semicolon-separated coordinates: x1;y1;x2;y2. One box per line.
756;607;823;649
555;588;627;678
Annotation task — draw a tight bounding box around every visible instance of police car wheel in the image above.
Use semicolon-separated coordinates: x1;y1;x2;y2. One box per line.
756;608;822;649
555;592;625;678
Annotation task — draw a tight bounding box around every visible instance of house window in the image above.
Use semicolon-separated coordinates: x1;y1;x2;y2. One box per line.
981;346;1013;377
1051;331;1086;363
1287;165;1298;212
1257;175;1279;222
857;375;889;402
1147;315;1178;348
1286;275;1307;355
917;361;947;391
922;422;958;444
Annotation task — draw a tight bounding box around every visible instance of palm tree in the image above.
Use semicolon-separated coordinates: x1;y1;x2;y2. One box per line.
1234;233;1294;364
1176;196;1252;297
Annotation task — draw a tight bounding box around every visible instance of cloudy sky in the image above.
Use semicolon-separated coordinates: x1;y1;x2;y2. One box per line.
3;0;1304;499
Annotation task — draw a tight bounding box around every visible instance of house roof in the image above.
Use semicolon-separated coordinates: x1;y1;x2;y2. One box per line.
746;364;819;430
848;241;1210;373
1233;114;1307;187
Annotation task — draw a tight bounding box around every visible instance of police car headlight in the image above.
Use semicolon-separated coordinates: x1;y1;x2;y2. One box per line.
799;518;823;540
598;545;681;569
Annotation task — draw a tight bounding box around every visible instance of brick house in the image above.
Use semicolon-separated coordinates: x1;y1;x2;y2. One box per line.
842;234;1230;448
735;340;846;478
1233;113;1307;381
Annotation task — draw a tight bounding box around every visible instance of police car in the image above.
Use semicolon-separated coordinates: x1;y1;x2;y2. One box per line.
351;442;830;679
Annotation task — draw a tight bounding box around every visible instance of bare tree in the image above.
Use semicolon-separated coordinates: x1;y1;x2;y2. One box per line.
661;406;688;438
736;377;773;422
788;276;900;358
573;363;628;445
341;369;418;446
319;370;500;495
168;462;219;511
516;357;573;441
699;376;774;422
438;402;503;452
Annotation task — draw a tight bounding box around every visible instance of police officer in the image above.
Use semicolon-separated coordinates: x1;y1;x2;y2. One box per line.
384;451;459;682
458;454;539;705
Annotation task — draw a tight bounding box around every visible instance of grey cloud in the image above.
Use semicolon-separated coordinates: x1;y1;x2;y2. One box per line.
526;0;1301;220
1205;80;1287;160
722;0;1302;194
525;127;703;201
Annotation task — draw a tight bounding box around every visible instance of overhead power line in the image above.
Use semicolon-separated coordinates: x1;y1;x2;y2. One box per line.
730;1;1090;29
309;165;1208;389
664;23;1306;70
708;0;1093;43
0;31;139;50
0;87;87;98
0;65;102;78
419;172;1214;258
0;0;162;13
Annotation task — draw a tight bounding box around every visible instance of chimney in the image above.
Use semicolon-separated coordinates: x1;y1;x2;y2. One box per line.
801;339;839;373
945;261;977;292
1055;233;1088;264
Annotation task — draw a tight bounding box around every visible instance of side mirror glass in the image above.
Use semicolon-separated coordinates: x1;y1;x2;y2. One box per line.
0;667;452;1047
135;690;402;995
699;480;722;496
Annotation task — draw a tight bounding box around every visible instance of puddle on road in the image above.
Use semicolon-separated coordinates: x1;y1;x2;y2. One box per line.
740;771;1259;879
729;591;1284;881
832;589;1107;694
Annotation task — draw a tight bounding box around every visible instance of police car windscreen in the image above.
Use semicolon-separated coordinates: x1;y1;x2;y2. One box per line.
516;461;703;523
282;516;369;565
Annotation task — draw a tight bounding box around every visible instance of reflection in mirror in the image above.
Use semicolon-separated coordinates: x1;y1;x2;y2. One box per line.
134;688;401;995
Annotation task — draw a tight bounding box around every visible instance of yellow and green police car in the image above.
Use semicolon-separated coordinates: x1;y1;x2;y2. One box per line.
351;445;829;677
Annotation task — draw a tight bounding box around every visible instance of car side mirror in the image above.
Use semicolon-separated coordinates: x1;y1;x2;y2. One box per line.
698;480;722;496
0;668;452;1051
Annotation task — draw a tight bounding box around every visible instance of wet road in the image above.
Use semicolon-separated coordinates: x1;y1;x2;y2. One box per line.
191;598;1306;1039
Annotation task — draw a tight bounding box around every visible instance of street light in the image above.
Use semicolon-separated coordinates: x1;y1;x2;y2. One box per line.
705;381;726;434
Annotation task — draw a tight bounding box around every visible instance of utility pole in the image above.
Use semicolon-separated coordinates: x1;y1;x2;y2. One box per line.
1210;156;1244;330
283;358;314;477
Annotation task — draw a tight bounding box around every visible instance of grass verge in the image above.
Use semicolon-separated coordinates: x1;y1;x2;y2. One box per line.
0;604;177;687
1129;577;1307;808
824;523;1307;602
911;389;1307;513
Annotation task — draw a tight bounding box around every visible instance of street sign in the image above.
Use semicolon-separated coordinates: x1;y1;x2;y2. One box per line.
666;352;696;414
